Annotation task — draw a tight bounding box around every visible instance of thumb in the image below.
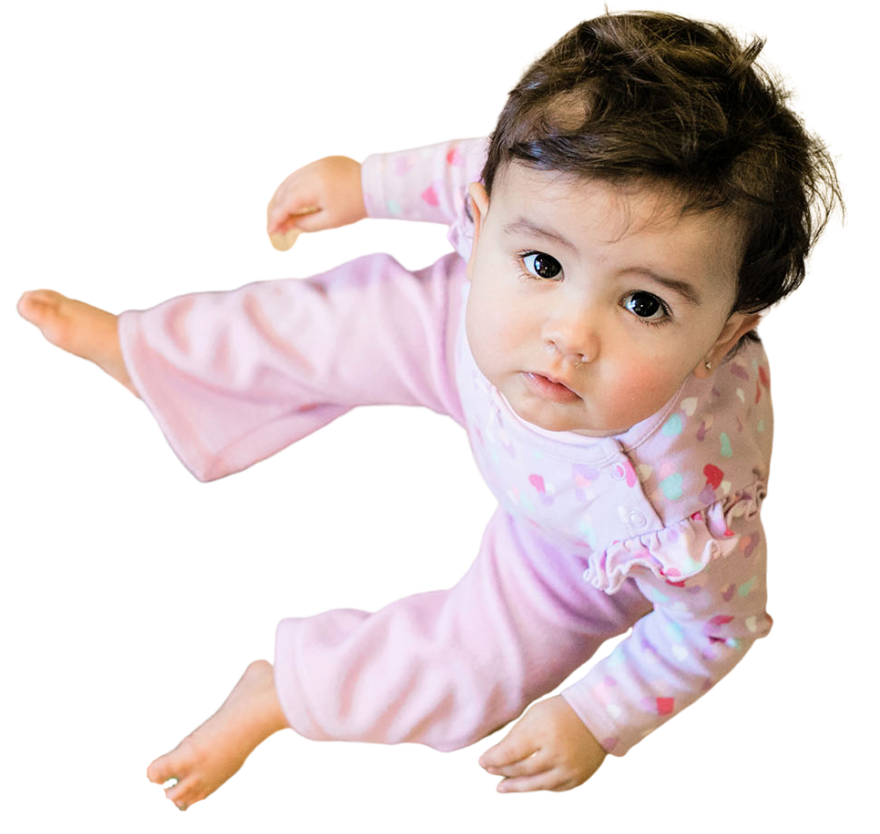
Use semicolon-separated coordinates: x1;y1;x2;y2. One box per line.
278;205;325;233
266;199;322;235
479;725;538;768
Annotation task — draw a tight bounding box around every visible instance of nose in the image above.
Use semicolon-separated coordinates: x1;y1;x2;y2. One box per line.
547;342;598;367
543;305;599;367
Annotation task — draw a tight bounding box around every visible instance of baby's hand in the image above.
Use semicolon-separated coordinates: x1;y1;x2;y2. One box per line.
479;696;606;793
266;156;366;248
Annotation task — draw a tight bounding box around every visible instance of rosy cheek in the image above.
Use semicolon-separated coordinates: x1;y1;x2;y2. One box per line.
605;362;680;422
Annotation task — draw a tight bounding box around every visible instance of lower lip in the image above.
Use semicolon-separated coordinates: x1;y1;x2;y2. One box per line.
523;372;581;403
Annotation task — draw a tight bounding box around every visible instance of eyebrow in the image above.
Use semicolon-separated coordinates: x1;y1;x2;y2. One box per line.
503;217;703;307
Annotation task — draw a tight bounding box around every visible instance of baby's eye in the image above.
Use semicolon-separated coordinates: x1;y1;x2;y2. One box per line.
622;291;670;323
522;251;562;280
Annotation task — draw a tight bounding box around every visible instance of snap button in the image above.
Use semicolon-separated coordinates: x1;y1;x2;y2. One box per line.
628;511;647;528
611;463;627;480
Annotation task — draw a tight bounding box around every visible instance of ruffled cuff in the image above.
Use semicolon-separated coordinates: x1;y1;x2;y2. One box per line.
582;485;766;594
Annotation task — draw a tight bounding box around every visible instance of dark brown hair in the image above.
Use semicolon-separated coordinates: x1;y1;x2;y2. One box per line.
482;11;842;341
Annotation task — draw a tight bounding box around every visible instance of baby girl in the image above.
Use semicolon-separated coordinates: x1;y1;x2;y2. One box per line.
17;10;840;810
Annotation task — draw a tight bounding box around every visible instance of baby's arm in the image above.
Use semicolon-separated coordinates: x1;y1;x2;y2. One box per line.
267;139;486;261
562;507;773;758
360;138;487;226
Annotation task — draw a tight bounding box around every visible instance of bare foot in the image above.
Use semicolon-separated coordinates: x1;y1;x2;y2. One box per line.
17;289;138;397
146;660;289;812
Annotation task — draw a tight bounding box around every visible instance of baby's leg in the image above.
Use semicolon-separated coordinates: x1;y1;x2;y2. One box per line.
110;251;468;482
273;507;654;752
17;290;138;396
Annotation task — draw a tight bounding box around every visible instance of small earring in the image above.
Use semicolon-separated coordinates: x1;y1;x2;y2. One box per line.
704;360;713;371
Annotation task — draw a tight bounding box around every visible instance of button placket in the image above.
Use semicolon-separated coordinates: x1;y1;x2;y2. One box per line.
627;510;647;529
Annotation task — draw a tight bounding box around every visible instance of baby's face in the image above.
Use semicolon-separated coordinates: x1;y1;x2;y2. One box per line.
465;164;759;437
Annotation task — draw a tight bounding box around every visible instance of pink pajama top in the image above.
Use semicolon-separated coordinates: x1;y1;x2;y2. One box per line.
362;139;774;754
118;138;774;757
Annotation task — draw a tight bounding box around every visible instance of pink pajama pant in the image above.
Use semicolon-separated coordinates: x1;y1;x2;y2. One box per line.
119;251;653;751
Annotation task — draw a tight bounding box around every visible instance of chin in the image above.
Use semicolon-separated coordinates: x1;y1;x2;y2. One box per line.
519;404;583;433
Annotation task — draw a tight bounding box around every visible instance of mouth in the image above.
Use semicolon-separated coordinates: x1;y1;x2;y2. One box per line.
523;372;581;404
544;372;574;388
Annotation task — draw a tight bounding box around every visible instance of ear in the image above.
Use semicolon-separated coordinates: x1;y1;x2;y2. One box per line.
465;182;490;282
693;312;763;378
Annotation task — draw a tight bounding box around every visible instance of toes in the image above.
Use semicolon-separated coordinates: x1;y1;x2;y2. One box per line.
164;788;193;811
147;736;207;785
16;292;34;318
148;749;207;811
144;756;173;788
19;289;60;306
147;752;180;785
165;778;201;812
165;774;210;812
17;290;61;323
163;780;185;802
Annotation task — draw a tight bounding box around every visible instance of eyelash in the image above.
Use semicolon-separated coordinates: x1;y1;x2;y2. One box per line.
515;250;674;328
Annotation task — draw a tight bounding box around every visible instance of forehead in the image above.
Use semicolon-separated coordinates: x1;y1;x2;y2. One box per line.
488;162;745;278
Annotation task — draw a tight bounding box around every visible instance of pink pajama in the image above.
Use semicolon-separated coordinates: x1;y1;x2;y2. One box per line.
118;138;774;756
118;249;652;751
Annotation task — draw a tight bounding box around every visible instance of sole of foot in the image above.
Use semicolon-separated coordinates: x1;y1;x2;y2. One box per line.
146;660;287;812
15;287;140;400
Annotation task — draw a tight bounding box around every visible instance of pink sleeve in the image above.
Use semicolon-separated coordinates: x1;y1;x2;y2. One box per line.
360;138;489;225
561;504;773;756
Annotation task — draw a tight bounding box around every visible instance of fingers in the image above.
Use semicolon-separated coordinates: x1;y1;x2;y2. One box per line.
477;739;574;796
484;750;549;779
278;205;324;233
267;200;321;236
497;768;578;794
479;728;538;772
